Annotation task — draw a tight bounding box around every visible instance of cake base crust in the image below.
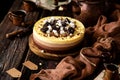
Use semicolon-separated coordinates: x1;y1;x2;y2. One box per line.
29;34;80;60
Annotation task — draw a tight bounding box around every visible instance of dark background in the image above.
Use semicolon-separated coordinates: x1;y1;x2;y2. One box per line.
0;0;120;23
0;0;15;22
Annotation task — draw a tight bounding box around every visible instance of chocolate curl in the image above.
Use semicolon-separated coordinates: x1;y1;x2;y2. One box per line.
6;29;24;38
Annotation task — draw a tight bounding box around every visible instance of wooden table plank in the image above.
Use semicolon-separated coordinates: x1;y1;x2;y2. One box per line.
0;0;41;80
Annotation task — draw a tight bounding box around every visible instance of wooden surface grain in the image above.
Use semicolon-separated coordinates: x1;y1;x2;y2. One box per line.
0;0;73;80
2;0;120;80
0;0;40;79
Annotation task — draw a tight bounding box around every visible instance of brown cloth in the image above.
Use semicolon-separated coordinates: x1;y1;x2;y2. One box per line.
30;36;115;80
86;9;120;50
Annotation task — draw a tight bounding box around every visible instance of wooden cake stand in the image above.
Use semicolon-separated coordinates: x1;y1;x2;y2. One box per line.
29;35;80;60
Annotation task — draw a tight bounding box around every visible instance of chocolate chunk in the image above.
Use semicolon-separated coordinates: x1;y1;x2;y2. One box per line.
41;17;76;37
40;27;48;33
50;20;57;26
62;21;67;27
68;27;75;34
44;22;50;27
65;18;71;23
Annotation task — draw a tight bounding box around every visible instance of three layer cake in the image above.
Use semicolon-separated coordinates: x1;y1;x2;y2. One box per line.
32;16;85;55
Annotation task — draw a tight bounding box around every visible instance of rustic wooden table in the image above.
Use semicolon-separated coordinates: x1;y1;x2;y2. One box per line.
0;0;74;80
1;0;120;80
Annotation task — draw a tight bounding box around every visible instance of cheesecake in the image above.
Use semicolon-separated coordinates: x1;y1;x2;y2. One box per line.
32;16;85;54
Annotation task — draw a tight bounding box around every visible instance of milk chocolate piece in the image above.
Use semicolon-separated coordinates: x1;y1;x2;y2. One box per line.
6;68;22;78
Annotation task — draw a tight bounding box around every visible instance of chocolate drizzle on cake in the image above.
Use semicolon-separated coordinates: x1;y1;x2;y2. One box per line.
40;17;76;37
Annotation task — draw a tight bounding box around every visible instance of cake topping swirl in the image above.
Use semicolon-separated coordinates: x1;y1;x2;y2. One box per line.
40;17;76;37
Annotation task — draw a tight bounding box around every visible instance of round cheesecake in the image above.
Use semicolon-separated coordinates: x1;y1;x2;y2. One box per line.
33;16;85;53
